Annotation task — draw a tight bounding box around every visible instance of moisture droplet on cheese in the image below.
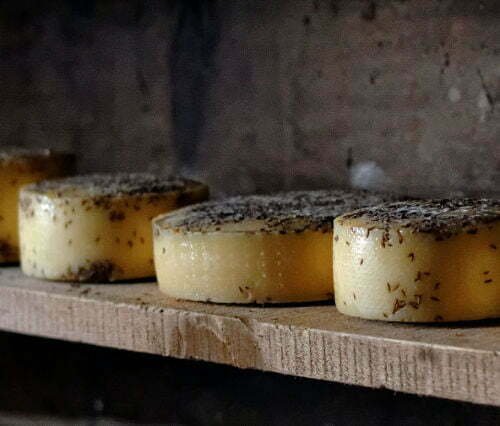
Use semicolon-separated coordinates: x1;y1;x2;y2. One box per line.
19;173;209;282
0;148;75;263
334;199;500;322
153;190;400;304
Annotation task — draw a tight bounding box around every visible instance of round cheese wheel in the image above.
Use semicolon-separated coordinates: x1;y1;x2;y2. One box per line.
153;190;399;303
19;173;209;282
0;148;75;263
334;199;500;322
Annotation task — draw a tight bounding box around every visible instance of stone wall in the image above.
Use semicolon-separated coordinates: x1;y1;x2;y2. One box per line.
1;0;499;197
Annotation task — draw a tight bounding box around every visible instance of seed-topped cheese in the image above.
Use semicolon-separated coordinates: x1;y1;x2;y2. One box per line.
0;147;73;163
154;190;398;233
19;173;209;282
0;147;75;263
340;199;499;236
29;173;200;198
153;190;401;304
334;199;500;322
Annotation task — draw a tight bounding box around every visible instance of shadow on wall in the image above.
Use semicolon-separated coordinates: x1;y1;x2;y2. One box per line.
0;0;499;197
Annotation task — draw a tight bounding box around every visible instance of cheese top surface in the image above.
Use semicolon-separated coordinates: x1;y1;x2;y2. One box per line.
22;173;206;199
154;190;402;234
0;147;59;162
338;199;500;237
0;147;74;169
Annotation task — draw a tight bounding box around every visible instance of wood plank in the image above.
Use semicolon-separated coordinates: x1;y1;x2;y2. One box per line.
0;267;498;406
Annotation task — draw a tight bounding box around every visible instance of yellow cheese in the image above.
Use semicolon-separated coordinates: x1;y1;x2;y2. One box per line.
153;191;398;303
334;199;500;322
0;148;75;263
19;173;208;282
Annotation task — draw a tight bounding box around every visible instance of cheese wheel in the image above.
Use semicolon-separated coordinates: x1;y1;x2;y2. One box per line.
334;199;500;322
153;190;399;304
19;173;209;282
0;148;75;263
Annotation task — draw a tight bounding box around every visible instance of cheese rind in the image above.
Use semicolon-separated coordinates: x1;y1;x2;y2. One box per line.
153;190;400;303
0;148;75;263
19;173;208;282
334;199;500;322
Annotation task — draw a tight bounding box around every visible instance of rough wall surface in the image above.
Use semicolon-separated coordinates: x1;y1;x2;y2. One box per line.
0;0;499;198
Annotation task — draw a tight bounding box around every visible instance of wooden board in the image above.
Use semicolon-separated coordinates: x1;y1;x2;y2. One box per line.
0;267;498;407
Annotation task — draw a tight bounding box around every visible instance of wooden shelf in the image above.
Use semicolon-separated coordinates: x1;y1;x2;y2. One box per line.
0;266;498;406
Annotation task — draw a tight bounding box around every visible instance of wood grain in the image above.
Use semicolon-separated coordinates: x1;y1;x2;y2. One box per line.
0;267;498;406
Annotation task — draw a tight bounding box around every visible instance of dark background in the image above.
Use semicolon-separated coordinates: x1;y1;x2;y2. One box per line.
0;332;499;425
1;0;499;424
1;0;499;197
